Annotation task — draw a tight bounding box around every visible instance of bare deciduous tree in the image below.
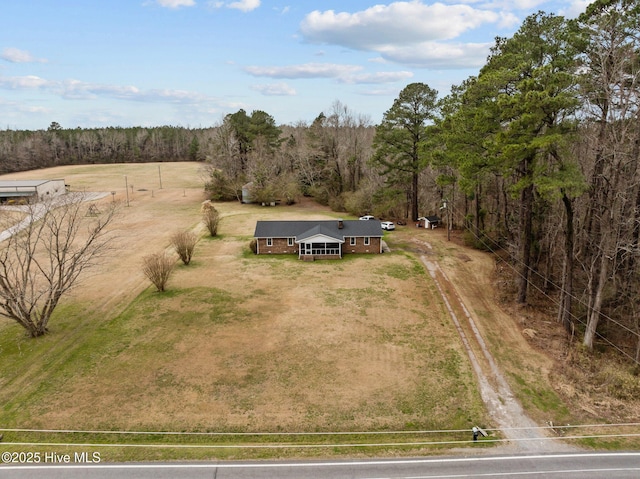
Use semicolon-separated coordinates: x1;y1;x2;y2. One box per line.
0;195;117;337
171;230;198;265
142;252;175;292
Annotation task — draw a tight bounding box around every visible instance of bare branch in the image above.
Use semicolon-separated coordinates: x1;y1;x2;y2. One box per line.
0;195;118;337
142;252;175;292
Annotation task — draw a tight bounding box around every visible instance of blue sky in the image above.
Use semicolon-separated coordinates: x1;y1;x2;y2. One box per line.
0;0;589;130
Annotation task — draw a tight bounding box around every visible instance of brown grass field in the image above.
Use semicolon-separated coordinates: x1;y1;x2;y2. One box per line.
0;163;487;448
2;162;634;459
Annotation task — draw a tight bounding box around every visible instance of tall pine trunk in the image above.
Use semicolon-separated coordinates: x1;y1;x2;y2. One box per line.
517;182;534;304
558;192;575;334
411;171;419;221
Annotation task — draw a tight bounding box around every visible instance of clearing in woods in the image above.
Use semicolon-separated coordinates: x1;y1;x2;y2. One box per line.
0;162;583;458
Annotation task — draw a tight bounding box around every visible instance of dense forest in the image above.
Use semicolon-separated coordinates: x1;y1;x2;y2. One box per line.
0;0;639;362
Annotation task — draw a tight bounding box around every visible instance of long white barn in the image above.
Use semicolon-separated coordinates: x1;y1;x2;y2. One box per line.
0;179;67;203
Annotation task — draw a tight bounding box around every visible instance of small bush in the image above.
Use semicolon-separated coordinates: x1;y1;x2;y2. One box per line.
171;230;198;265
142;252;175;292
202;205;220;237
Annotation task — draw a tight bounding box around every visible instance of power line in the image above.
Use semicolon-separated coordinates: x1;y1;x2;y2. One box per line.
2;425;638;452
446;202;640;364
3;433;640;450
2;422;639;437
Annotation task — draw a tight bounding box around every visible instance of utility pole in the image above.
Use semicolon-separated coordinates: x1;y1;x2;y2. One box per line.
124;175;130;207
441;200;450;241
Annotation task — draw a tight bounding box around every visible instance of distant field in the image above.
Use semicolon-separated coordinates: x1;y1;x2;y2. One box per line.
0;162;488;460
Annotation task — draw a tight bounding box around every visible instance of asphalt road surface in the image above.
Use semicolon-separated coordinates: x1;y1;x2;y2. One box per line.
2;452;640;478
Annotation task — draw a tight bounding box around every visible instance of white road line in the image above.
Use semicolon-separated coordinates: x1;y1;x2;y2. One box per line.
1;452;640;470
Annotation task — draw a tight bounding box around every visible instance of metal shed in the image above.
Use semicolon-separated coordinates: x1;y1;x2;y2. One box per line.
0;179;67;203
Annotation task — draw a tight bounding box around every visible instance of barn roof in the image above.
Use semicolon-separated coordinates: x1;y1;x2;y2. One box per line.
0;180;55;188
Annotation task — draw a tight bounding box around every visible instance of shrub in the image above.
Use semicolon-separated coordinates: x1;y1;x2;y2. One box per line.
142;252;175;292
201;202;220;236
171;230;198;265
204;170;239;201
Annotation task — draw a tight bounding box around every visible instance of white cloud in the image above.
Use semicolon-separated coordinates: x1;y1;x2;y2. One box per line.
154;0;196;8
559;0;591;18
228;0;260;12
244;63;363;79
478;0;547;9
378;41;493;69
0;97;50;114
340;71;414;84
300;2;499;49
211;0;260;12
0;74;50;89
251;82;296;96
244;62;414;85
497;11;520;29
0;74;211;104
360;87;401;97
299;1;519;69
1;48;46;63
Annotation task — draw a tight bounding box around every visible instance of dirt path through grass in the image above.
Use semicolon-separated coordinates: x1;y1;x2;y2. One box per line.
0;163;581;458
412;233;577;453
0;165;490;453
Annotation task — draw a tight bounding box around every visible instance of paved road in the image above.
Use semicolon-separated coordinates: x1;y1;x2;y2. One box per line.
2;452;640;478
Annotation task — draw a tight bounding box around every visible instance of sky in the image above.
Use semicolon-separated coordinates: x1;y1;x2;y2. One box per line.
0;0;591;130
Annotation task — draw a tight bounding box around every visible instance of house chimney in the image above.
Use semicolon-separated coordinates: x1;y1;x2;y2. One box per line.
338;219;344;229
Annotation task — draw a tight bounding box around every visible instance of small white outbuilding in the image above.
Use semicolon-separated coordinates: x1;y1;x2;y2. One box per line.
0;179;67;204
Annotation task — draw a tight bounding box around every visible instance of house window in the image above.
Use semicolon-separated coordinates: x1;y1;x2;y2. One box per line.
364;237;370;246
310;242;340;255
267;238;273;246
288;238;294;246
350;237;356;246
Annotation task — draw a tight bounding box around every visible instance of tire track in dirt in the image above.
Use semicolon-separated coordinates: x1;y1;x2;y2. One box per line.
420;253;576;452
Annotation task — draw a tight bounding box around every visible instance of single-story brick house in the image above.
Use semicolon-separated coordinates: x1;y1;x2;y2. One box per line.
253;219;383;260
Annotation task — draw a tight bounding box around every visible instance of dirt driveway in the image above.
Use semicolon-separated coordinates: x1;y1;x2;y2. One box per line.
0;163;576;453
417;238;577;452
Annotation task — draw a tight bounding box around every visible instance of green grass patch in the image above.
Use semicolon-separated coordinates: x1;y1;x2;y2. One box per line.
375;254;426;280
509;372;570;422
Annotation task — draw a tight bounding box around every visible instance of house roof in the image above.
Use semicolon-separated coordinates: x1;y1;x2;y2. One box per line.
254;220;383;241
296;224;343;242
418;215;441;222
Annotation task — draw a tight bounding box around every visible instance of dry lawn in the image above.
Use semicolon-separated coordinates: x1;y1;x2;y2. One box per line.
0;163;486;437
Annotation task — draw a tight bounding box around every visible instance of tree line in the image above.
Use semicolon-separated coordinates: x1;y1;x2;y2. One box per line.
0;0;638;359
429;0;640;358
0;123;202;172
